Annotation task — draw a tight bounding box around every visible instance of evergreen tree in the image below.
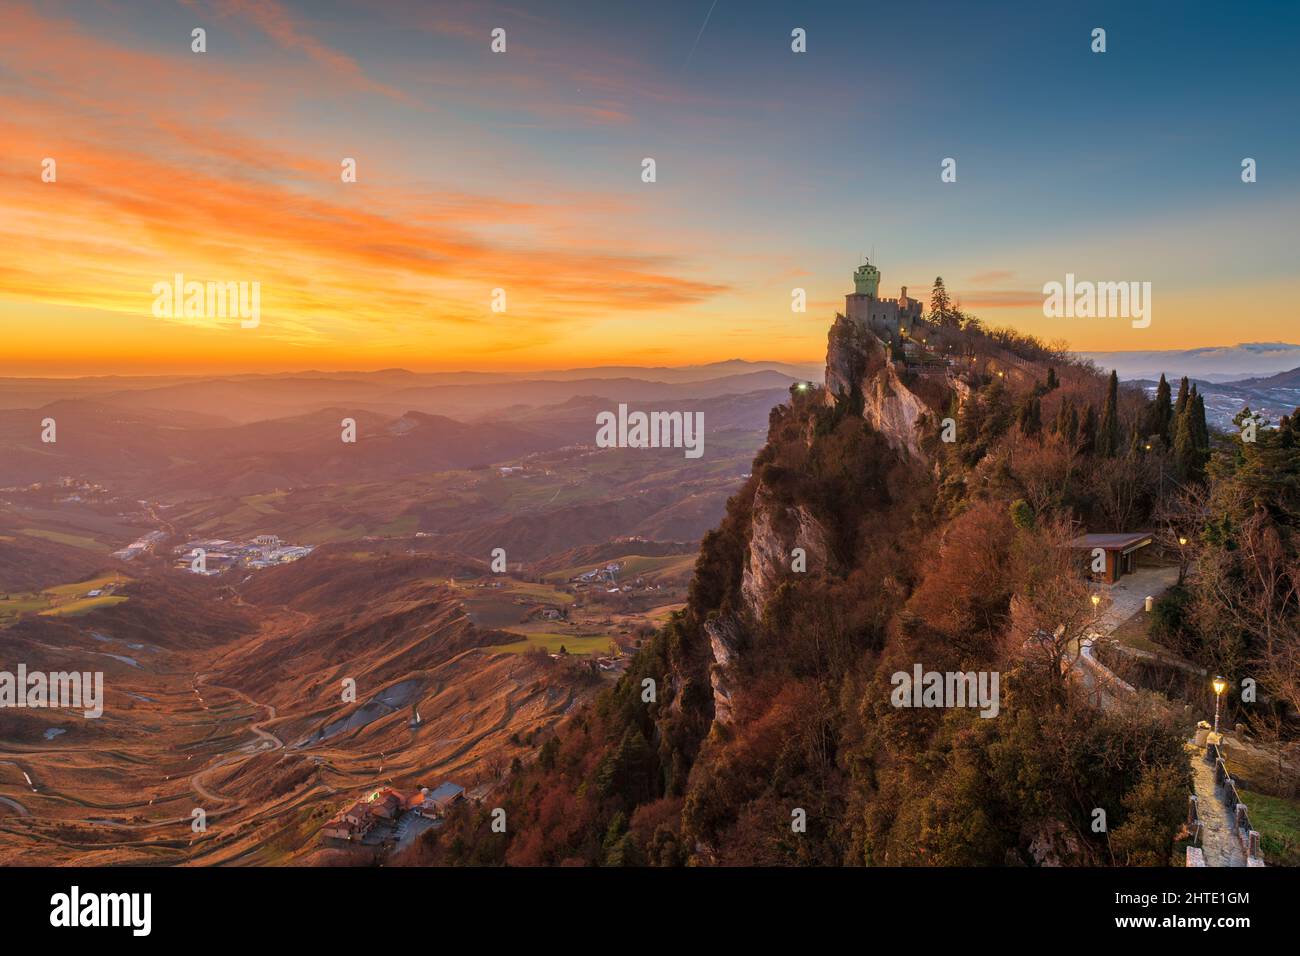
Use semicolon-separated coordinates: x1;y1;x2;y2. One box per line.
1174;376;1190;420
1065;402;1080;448
1080;404;1098;454
930;276;952;326
1045;368;1059;391
1054;397;1073;437
1150;373;1172;440
1098;370;1121;457
1017;396;1042;437
1192;390;1209;451
1173;405;1201;482
1212;406;1300;518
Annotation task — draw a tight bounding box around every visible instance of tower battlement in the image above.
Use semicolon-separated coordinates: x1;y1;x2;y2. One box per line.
844;260;922;338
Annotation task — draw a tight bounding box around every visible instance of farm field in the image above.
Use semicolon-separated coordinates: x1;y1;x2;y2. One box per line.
490;630;619;656
17;528;107;551
542;552;695;584
0;572;131;625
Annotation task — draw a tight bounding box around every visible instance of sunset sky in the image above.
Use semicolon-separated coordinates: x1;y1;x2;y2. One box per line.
2;0;1297;375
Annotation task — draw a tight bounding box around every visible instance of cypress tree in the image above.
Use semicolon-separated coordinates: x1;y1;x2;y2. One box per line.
1192;390;1209;451
1098;370;1121;457
1174;376;1190;420
1146;373;1172;441
1054;397;1072;437
1065;402;1080;447
1017;396;1042;437
1173;406;1199;481
1080;404;1098;454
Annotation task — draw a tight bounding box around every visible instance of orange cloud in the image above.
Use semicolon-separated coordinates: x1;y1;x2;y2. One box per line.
0;3;729;372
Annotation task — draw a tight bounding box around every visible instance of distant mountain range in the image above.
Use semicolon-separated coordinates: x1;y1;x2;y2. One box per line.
1076;343;1300;431
1078;343;1300;383
0;360;822;422
1126;365;1300;432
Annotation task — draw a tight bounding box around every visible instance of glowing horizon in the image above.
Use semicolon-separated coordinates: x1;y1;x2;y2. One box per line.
2;1;1297;376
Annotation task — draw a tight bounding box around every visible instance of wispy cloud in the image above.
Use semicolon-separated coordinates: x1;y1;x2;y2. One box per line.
0;2;728;366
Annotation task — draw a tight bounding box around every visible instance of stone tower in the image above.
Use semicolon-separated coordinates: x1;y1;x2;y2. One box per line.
853;259;881;297
845;259;923;339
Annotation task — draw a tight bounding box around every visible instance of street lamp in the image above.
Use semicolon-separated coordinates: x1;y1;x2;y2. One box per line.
1212;676;1227;734
1090;594;1100;608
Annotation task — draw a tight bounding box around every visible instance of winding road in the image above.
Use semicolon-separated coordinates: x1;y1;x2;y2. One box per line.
188;674;283;805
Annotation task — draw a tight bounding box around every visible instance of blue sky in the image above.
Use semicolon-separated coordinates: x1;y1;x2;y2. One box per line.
3;0;1296;372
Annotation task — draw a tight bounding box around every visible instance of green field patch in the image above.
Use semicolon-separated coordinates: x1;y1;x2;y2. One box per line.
44;573;129;598
543;552;695;584
40;595;129;617
503;580;574;604
18;528;107;552
0;593;51;623
242;491;287;515
3;572;132;624
490;631;618;656
299;522;367;544
377;515;419;536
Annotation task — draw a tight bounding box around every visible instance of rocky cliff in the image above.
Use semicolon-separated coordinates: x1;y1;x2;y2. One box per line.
740;482;831;621
823;313;935;462
700;312;941;729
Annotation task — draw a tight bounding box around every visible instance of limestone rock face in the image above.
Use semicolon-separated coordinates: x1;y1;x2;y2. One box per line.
823;313;932;462
823;313;880;400
740;482;830;621
863;361;930;462
704;615;743;726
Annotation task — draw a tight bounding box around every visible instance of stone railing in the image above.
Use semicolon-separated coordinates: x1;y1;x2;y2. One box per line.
1206;741;1266;866
1185;794;1206;866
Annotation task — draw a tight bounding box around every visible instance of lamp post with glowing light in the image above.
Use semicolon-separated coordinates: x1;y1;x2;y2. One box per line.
1177;535;1189;585
1212;675;1227;735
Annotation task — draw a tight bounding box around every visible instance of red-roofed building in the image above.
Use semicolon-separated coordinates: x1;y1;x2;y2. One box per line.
321;800;374;841
365;788;404;820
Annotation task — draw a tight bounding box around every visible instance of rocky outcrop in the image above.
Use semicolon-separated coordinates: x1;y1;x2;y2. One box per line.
1021;819;1087;866
862;361;930;462
703;480;831;731
823;313;934;462
704;615;743;726
740;482;831;621
823;312;883;400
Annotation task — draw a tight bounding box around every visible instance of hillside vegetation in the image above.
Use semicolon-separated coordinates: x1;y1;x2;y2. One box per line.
405;289;1289;867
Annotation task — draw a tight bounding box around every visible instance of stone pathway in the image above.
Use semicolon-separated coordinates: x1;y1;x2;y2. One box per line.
1187;743;1248;867
1067;567;1247;865
1072;565;1178;710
